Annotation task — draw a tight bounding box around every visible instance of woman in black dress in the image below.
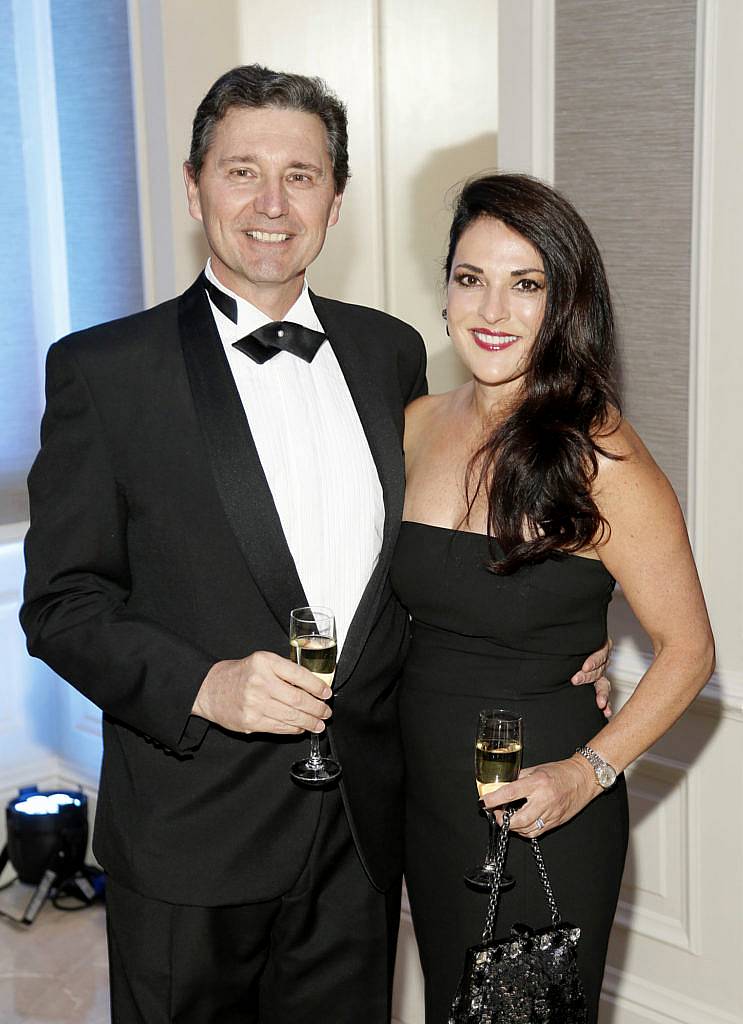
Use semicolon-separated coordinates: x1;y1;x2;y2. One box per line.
391;174;714;1022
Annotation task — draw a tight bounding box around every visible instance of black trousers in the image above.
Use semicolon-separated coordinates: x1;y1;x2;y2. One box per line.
105;788;401;1023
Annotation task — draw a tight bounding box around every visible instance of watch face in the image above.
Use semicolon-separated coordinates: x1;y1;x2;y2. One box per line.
597;764;617;788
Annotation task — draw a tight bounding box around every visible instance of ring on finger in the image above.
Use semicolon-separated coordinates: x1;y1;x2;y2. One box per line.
534;817;545;831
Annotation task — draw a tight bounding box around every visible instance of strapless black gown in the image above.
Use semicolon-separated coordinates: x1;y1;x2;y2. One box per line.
391;522;629;1024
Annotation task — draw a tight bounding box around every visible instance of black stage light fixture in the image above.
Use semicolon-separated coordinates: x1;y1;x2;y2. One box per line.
1;787;88;924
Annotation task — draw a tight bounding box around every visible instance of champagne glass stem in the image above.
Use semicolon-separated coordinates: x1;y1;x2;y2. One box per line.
485;809;498;865
296;635;324;769
307;732;323;768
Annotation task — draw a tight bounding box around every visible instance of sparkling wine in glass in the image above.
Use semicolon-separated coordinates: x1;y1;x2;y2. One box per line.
464;709;523;890
288;606;341;786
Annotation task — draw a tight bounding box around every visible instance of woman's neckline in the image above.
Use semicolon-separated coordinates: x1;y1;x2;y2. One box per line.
400;519;606;567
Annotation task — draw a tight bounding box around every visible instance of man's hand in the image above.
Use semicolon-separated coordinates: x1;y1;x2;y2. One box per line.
192;652;332;735
571;638;613;718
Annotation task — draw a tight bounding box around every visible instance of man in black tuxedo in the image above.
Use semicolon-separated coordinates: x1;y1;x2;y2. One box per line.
22;64;427;1022
21;65;610;1022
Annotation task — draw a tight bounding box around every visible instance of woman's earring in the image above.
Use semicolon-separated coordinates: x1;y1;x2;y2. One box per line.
441;307;449;336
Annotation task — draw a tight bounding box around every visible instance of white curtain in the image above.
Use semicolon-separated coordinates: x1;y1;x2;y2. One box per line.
0;0;143;525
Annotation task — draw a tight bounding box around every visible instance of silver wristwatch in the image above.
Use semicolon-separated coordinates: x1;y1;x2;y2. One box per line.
576;745;617;789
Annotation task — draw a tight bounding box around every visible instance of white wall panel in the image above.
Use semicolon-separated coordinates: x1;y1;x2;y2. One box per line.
618;755;699;953
0;537;61;798
694;0;743;687
379;0;498;393
129;0;241;303
602;967;743;1024
0;531;102;854
0;561;24;740
604;676;743;1022
497;0;554;181
235;0;499;396
236;0;385;311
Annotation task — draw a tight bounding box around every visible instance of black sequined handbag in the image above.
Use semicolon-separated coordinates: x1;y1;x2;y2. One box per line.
449;808;588;1024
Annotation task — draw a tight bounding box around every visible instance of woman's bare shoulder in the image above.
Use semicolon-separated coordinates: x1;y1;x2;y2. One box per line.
404;388;464;453
594;415;660;474
592;416;680;530
405;391;450;421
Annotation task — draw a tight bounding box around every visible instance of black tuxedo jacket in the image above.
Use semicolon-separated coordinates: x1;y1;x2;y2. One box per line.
21;276;427;905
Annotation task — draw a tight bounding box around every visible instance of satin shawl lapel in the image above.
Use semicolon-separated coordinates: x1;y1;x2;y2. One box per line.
311;293;406;689
178;276;306;635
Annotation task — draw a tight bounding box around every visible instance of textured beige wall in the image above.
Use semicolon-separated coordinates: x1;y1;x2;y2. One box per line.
554;0;697;511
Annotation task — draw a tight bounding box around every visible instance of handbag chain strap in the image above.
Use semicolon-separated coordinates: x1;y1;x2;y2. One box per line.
482;807;562;943
529;833;561;926
482;808;511;942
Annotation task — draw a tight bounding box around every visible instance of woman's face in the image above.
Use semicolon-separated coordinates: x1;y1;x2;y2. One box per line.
446;217;546;393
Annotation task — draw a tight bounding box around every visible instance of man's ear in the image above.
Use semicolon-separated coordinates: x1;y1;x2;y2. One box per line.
183;163;203;223
327;190;343;229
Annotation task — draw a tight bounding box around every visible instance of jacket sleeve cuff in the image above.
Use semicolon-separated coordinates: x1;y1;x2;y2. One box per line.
177;713;210;752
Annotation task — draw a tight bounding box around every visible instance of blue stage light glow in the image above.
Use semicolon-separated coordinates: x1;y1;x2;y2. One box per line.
12;793;83;816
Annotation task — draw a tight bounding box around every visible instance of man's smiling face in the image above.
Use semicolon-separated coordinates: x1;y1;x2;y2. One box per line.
185;105;343;318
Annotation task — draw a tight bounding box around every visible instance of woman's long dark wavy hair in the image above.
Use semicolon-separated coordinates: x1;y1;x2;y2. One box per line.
446;173;621;574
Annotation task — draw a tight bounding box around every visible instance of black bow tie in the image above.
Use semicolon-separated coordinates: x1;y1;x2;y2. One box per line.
202;274;325;364
234;321;326;364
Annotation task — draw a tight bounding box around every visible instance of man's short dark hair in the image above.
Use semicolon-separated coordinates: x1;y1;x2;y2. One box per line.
188;64;349;193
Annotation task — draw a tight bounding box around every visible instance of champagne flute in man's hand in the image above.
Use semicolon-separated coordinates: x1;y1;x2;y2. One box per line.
288;606;341;786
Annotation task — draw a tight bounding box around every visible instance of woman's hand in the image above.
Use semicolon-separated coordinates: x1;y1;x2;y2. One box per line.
481;755;599;838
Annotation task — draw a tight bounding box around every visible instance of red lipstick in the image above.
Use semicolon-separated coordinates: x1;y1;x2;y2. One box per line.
470;328;519;352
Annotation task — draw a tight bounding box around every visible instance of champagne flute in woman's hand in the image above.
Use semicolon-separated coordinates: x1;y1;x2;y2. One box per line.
464;709;522;890
288;606;342;786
